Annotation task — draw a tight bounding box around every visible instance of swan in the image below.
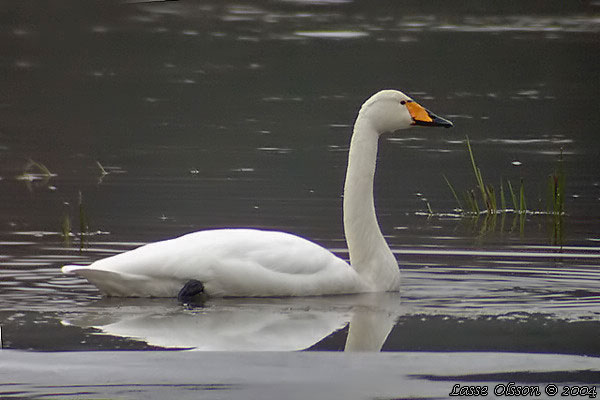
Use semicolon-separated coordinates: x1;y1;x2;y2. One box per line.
62;89;452;298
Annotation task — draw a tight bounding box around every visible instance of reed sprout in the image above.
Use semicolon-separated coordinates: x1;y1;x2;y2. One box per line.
439;136;567;243
16;159;56;188
425;200;434;215
499;179;507;211
466;136;492;213
443;136;562;219
547;149;565;245
507;180;518;212
547;149;565;216
519;178;526;214
443;174;463;211
61;212;71;245
60;191;90;250
25;159;53;177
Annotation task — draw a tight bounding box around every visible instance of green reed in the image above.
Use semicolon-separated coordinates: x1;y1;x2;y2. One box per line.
60;190;90;250
25;159;53;177
547;149;566;245
441;137;567;243
466;136;490;212
547;149;565;216
78;191;89;244
444;136;545;217
61;211;71;245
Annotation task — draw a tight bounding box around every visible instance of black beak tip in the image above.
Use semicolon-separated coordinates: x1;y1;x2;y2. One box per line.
421;108;453;128
432;114;453;128
413;116;454;128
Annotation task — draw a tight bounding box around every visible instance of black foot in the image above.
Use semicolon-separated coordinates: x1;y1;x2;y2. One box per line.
177;279;205;303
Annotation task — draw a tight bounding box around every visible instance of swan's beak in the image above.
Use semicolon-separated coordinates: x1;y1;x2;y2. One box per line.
407;101;453;128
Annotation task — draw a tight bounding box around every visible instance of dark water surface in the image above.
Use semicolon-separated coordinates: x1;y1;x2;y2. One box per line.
1;0;599;362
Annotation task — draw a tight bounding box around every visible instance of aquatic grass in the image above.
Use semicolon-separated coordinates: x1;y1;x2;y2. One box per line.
435;136;567;242
443;174;463;211
25;159;53;177
466;190;480;214
486;184;497;213
61;212;71;245
499;178;507;211
466;136;493;213
507;179;518;212
425;199;434;216
547;149;565;216
60;191;90;250
96;161;108;176
448;137;531;216
96;160;109;184
78;191;89;250
445;136;499;216
519;178;526;214
547;149;566;245
16;159;56;188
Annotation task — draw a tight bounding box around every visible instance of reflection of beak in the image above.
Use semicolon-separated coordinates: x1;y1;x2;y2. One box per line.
406;101;453;128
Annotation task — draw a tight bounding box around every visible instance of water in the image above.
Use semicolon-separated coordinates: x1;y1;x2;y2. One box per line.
0;0;599;390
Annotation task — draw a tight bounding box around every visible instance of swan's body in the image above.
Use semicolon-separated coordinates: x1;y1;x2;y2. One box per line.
63;90;452;297
65;229;366;297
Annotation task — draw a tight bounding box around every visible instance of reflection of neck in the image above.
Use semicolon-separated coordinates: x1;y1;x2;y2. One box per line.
344;308;396;352
343;114;400;291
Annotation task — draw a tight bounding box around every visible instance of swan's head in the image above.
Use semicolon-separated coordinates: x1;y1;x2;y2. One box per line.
358;89;453;134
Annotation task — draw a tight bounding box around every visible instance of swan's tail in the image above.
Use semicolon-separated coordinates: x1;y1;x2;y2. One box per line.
62;264;133;295
61;264;182;298
62;264;89;274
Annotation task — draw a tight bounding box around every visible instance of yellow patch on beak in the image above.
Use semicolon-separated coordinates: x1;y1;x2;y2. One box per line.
406;101;433;124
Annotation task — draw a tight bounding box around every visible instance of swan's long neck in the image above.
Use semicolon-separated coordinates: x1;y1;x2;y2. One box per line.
343;113;400;291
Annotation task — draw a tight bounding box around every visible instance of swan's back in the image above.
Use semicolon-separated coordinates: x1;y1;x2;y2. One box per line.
63;229;366;297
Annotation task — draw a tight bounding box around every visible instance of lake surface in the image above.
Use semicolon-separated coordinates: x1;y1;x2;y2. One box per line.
0;0;599;396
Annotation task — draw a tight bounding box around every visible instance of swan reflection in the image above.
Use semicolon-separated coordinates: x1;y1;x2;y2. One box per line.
63;293;402;351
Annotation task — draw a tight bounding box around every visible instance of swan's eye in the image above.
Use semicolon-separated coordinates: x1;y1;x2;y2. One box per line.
400;100;406;105
400;100;413;105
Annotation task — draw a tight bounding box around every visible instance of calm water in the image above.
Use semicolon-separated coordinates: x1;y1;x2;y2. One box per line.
0;0;599;359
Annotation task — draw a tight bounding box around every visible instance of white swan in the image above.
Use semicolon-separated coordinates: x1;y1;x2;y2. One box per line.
62;89;452;297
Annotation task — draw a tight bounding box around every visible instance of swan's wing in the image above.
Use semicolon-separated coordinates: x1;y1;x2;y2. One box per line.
62;266;184;297
63;229;365;297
